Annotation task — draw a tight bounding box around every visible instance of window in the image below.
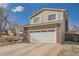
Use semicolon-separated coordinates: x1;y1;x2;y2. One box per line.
29;31;40;33
48;30;55;32
35;31;40;32
19;29;23;32
49;14;56;20
41;30;47;32
34;17;39;23
29;31;35;33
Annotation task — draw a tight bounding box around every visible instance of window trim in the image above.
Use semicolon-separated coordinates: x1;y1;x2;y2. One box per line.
48;14;56;20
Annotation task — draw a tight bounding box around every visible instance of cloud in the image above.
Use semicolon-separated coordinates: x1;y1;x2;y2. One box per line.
0;3;8;8
11;6;24;13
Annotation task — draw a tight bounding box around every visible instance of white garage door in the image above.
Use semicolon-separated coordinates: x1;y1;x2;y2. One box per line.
29;29;56;43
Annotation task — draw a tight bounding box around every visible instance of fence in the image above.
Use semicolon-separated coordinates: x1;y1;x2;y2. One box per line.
65;32;79;42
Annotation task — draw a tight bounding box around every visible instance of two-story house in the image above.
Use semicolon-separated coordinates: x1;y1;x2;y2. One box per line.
24;8;68;43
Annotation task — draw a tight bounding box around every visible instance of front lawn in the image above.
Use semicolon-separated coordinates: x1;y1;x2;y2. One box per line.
0;42;14;47
58;44;79;56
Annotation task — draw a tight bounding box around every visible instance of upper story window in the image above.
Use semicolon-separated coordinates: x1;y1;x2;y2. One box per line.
34;17;39;23
49;14;56;20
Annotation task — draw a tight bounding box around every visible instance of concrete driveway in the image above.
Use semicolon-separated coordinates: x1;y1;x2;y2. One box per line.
0;43;61;56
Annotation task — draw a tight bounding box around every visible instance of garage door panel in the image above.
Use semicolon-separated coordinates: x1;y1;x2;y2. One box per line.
29;30;56;43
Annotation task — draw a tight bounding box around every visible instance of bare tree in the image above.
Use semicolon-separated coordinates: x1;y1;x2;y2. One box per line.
69;25;79;33
12;21;17;36
0;7;9;37
7;20;17;36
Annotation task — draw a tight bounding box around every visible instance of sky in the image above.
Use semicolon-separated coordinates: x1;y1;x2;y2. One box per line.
1;3;79;26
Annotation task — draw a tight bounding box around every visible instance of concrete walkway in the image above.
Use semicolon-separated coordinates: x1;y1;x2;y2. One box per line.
45;43;62;56
0;43;61;56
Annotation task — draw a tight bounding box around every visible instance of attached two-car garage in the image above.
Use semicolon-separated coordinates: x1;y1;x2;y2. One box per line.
29;29;56;43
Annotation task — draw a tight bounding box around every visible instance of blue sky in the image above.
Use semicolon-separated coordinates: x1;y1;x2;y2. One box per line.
6;3;79;26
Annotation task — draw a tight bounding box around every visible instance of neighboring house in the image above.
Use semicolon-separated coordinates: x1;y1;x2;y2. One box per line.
24;8;68;43
8;29;13;36
15;25;24;35
8;24;24;36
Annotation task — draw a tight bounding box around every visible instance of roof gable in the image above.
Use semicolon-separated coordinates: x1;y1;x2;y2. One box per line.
29;8;66;19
